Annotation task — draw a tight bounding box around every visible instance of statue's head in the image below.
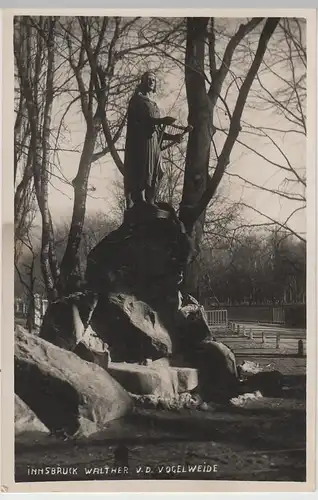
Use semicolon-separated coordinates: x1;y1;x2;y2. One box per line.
139;71;157;94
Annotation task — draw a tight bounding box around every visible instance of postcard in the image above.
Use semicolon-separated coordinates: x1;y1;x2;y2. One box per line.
1;8;316;493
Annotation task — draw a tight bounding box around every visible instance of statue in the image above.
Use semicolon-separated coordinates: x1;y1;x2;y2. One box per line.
124;71;190;210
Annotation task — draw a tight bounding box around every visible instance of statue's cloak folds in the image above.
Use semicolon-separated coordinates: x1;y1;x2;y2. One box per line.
124;92;162;195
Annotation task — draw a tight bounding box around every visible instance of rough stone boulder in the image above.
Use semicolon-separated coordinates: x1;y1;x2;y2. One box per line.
15;394;49;435
40;293;95;350
192;339;241;402
171;296;211;366
92;292;173;362
84;204;192;362
40;297;110;370
172;366;199;393
15;328;132;437
86;202;191;296
108;362;178;398
74;325;110;370
108;361;198;398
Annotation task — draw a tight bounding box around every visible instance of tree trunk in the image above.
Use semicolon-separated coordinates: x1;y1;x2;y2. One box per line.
179;18;211;293
179;17;279;295
180;18;211;236
59;121;100;290
26;270;35;334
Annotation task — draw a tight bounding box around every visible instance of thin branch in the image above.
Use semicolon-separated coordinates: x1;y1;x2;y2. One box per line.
185;18;280;225
208;18;263;106
226;171;305;202
239;202;306;242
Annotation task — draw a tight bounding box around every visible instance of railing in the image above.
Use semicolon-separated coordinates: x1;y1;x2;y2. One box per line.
15;295;49;327
273;307;285;324
205;309;228;326
227;321;306;356
15;298;28;315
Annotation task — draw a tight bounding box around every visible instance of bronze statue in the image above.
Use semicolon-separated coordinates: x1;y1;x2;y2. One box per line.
124;72;188;210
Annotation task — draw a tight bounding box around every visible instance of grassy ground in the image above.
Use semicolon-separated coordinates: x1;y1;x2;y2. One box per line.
15;328;306;483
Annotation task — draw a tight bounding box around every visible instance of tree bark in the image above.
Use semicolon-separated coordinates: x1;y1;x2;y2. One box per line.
179;17;279;295
59;121;100;287
187;18;280;225
179;18;210;237
178;18;210;289
16;19;59;300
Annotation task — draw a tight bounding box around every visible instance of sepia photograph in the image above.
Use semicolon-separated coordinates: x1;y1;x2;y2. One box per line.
3;9;316;492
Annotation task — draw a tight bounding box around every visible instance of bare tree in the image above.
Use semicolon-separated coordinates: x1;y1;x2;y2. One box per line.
179;17;280;230
197;228;305;306
14;17;37;263
55;16;184;288
157;142;185;210
225;18;306;241
14;16;184;299
165;17;280;291
16;16;304;303
14;16;61;300
14;235;38;332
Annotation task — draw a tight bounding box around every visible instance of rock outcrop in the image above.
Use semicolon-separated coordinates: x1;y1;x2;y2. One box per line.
92;292;172;362
108;361;198;398
74;325;111;370
31;202;241;404
173;297;211;365
85;203;192;363
40;297;110;369
15;328;132;437
40;292;96;351
15;394;49;435
192;340;241;402
86;202;191;297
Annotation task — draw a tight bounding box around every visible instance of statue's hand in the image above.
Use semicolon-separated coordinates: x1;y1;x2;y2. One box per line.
174;134;184;144
162;116;176;126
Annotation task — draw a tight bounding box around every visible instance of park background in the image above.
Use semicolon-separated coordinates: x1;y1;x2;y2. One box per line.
14;16;306;330
6;11;315;489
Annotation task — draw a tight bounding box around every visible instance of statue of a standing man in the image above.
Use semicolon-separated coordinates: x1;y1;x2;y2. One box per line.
124;72;183;209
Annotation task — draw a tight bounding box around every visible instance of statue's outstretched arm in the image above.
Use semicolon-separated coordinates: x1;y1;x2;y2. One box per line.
162;132;179;141
152;116;176;126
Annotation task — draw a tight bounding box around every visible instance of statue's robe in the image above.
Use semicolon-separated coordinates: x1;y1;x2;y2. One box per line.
124;92;163;199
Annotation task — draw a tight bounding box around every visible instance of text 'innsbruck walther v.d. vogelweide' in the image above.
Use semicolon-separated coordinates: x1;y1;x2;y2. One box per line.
27;463;219;477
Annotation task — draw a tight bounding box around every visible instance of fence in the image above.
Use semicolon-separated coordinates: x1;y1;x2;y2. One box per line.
225;305;274;323
212;304;305;327
272;307;285;324
205;309;228;326
15;295;48;327
15;298;28;315
227;321;306;356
